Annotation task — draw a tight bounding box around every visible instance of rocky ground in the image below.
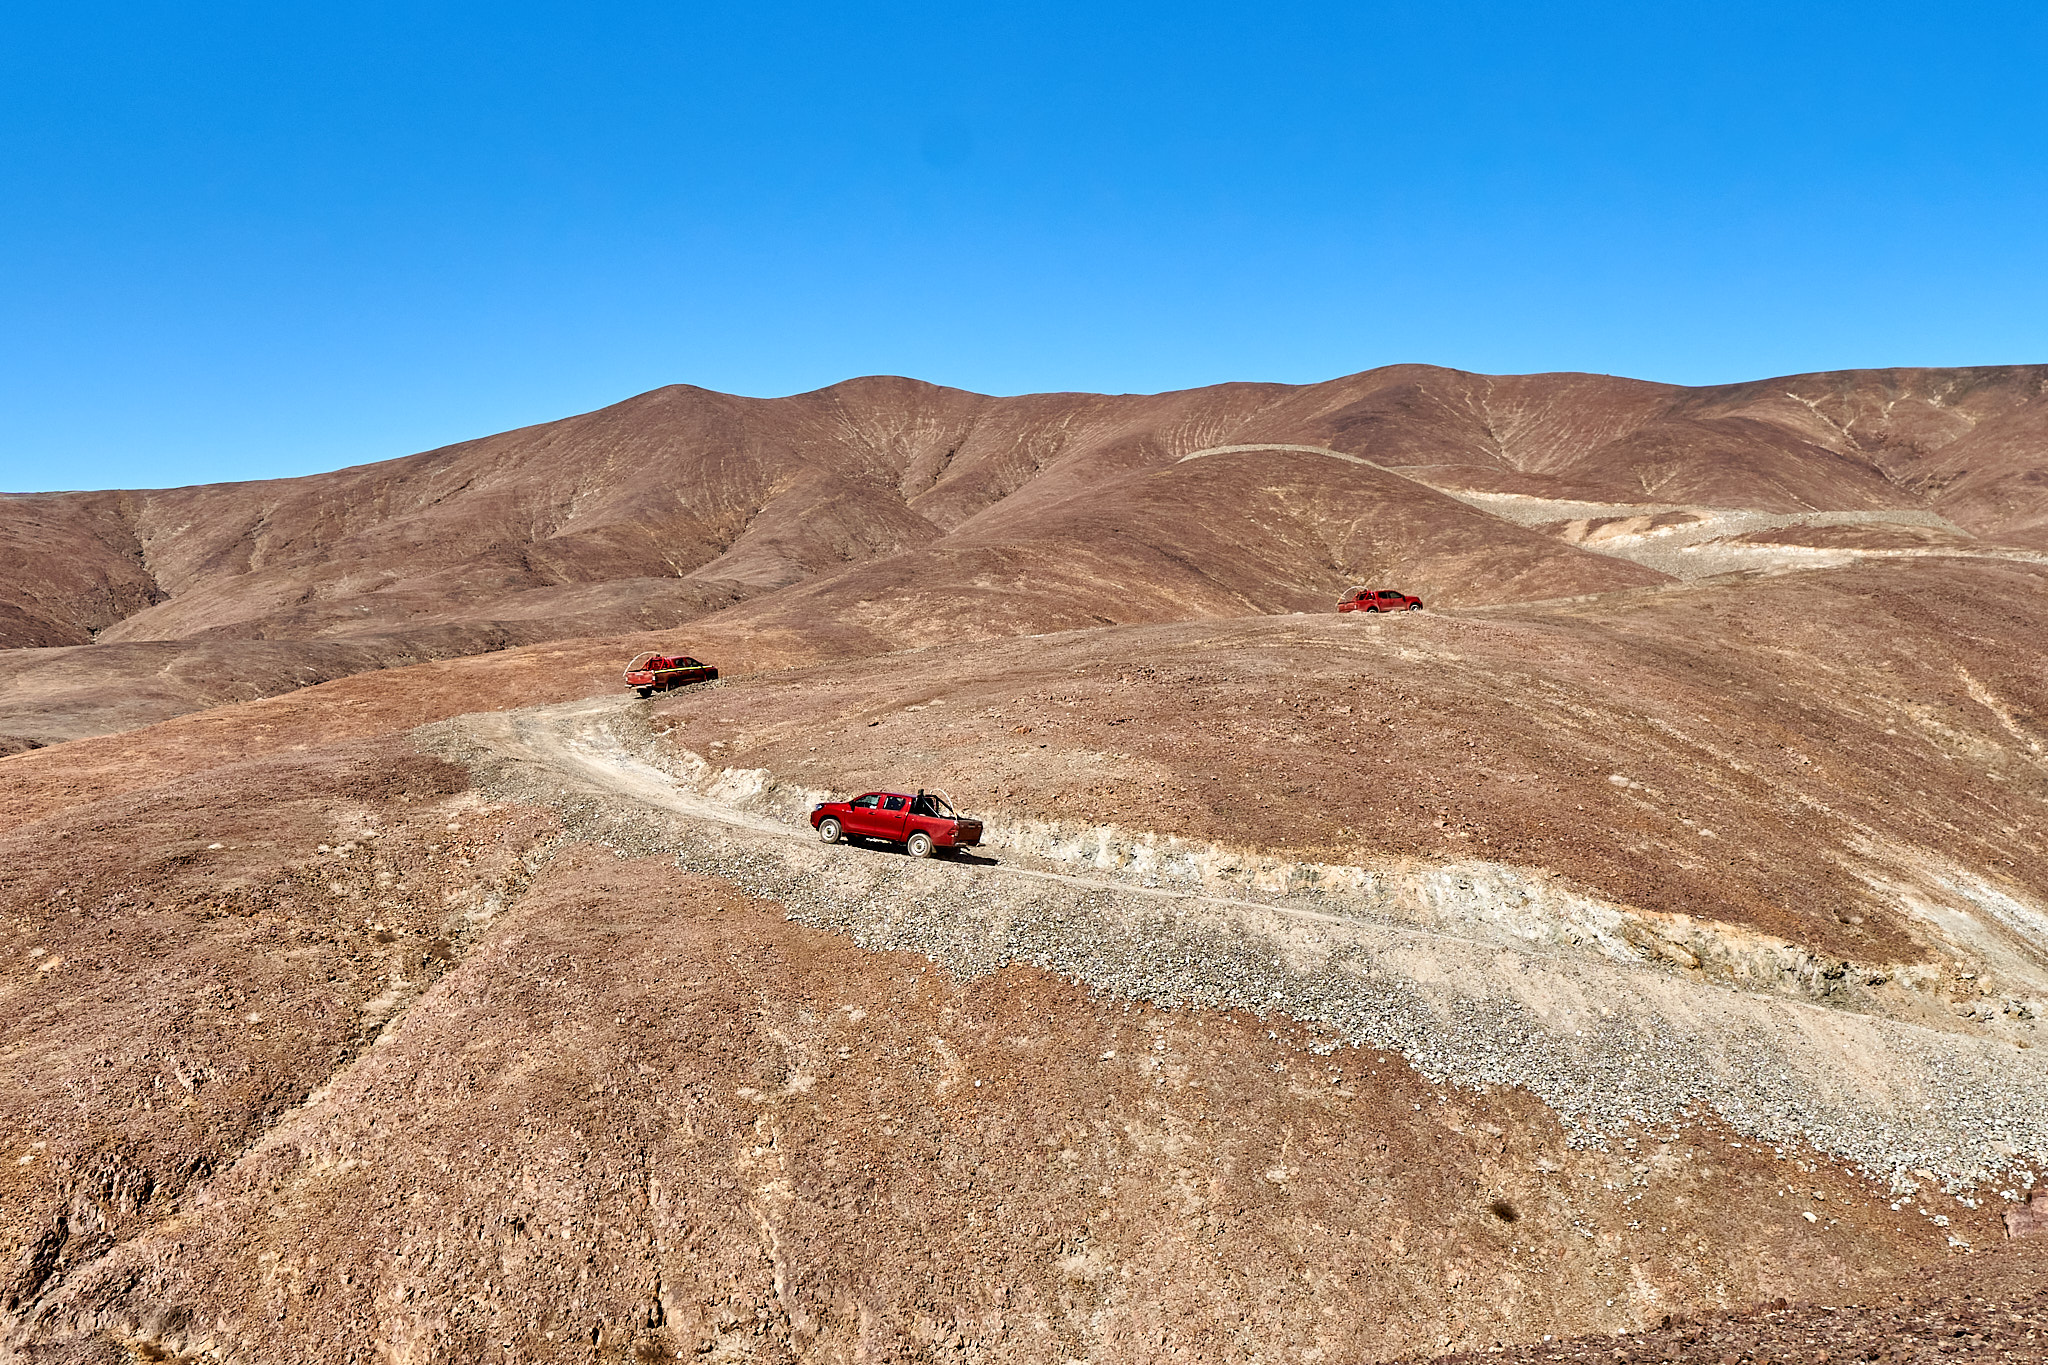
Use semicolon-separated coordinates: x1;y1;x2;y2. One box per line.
1;582;2041;1361
1438;1237;2048;1362
6;839;2021;1362
3;364;2046;1361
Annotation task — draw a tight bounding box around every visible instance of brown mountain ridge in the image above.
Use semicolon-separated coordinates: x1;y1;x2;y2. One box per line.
4;363;2045;746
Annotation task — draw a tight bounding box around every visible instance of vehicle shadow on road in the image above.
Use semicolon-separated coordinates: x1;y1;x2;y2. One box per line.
838;841;1000;867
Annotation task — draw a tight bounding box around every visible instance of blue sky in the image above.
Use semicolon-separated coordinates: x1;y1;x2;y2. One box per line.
3;1;2044;492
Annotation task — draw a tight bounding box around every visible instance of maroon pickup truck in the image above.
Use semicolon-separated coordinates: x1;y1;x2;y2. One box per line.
811;789;983;858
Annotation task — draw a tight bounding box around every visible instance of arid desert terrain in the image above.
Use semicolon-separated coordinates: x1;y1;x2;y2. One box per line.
3;364;2047;1363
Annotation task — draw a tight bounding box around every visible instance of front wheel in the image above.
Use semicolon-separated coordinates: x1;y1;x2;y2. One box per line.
818;818;842;844
1407;602;1422;611
906;831;935;859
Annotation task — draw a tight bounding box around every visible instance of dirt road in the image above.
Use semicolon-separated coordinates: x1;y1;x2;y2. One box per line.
425;694;2048;1190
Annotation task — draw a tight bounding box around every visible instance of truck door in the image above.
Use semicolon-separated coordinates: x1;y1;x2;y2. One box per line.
844;794;881;836
876;795;911;842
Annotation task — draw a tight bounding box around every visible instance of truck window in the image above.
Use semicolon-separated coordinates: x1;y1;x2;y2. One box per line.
883;796;907;811
851;795;878;809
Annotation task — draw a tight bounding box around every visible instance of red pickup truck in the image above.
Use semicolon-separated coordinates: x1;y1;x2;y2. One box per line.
1338;587;1423;613
811;790;984;858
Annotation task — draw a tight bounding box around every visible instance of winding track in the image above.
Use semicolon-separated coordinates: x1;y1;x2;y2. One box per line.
429;694;2048;1178
454;696;1507;950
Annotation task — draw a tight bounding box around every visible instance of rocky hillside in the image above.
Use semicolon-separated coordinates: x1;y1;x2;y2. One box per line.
2;364;2045;1363
5;365;2044;744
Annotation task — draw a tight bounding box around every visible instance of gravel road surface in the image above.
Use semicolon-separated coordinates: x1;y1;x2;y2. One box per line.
420;696;2048;1196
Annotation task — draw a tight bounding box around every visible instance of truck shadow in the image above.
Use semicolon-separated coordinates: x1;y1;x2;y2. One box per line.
842;840;999;867
942;851;1000;867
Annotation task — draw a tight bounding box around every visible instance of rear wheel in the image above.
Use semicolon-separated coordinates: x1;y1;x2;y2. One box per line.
634;686;653;698
906;831;935;858
818;818;842;844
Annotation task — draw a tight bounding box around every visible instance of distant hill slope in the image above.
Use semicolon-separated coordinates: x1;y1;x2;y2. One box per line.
1;364;2043;744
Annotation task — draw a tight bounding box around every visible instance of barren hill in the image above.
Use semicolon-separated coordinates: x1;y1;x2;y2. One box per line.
7;364;2046;746
3;364;2047;1363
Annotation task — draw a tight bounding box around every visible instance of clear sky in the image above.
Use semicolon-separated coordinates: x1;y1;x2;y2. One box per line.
3;1;2044;492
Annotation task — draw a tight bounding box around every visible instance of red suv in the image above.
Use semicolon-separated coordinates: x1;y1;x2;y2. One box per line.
811;790;984;858
1338;587;1423;613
